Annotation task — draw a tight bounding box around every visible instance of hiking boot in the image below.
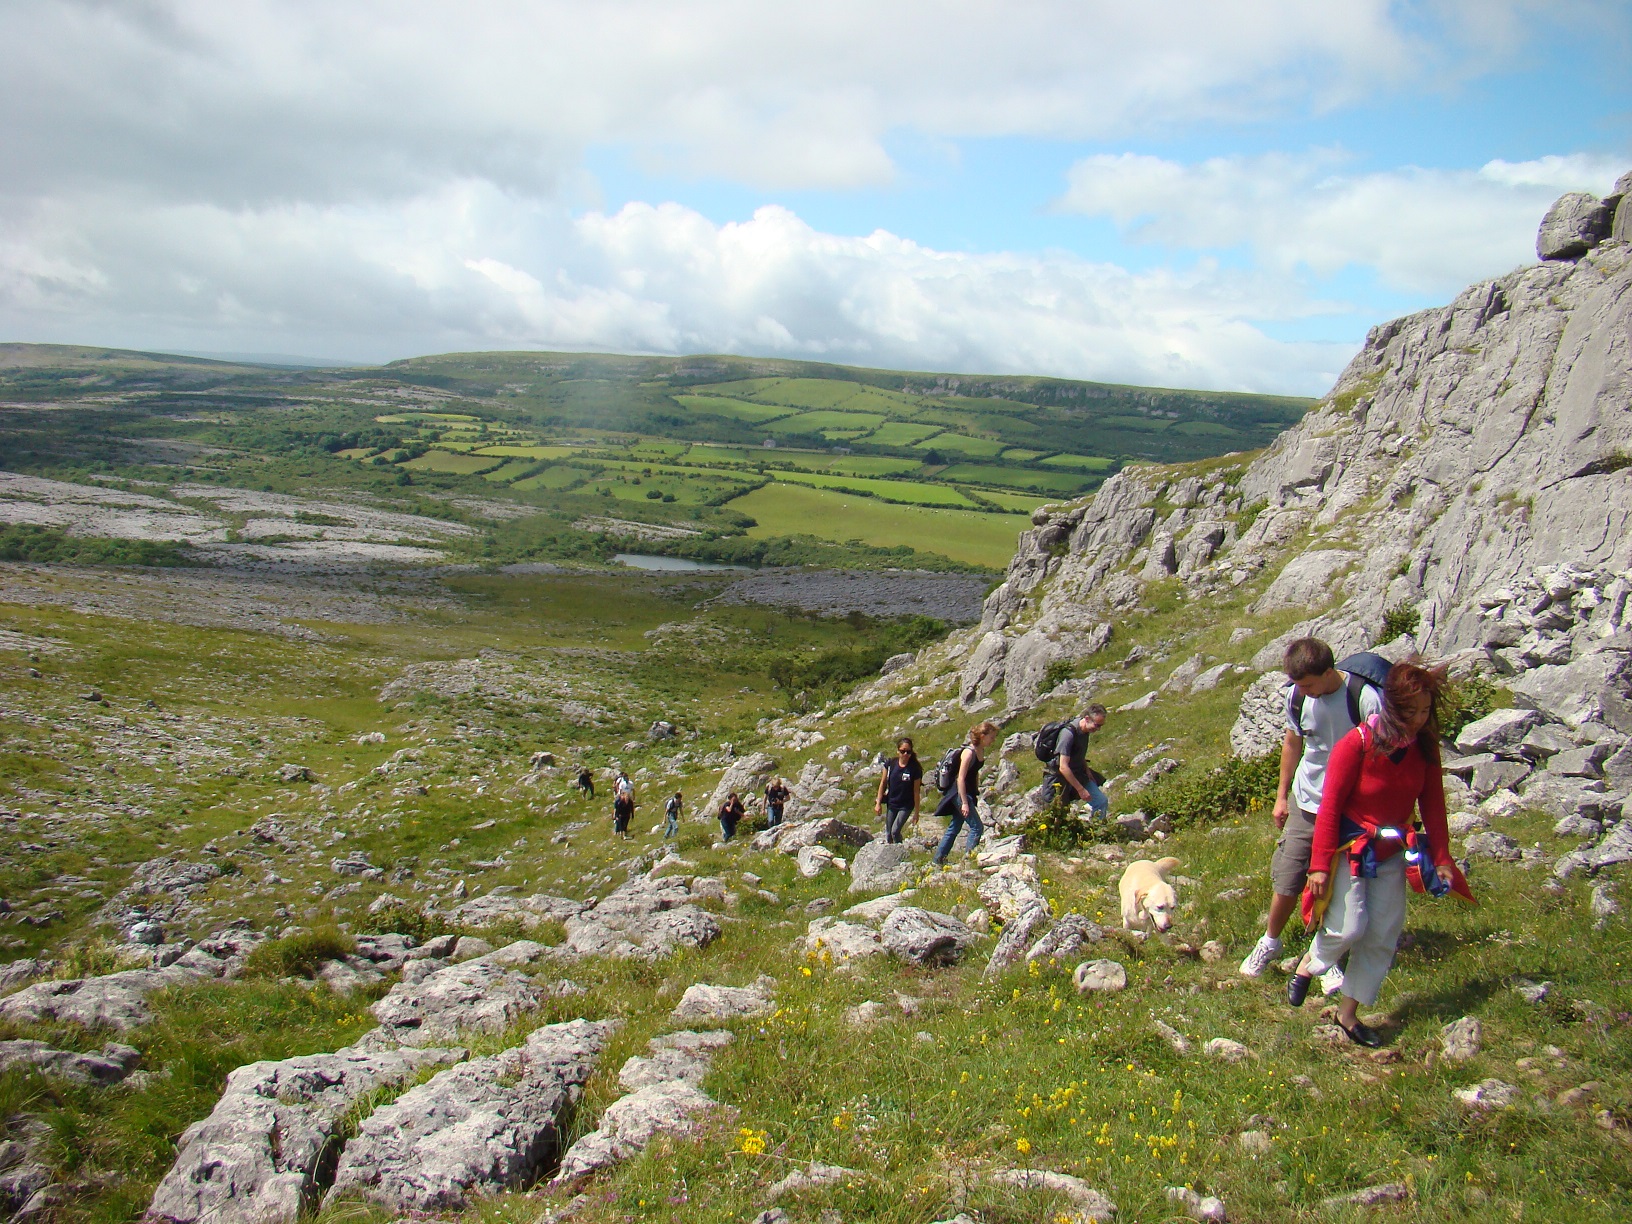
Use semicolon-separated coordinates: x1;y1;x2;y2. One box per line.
1238;934;1282;978
1321;965;1346;996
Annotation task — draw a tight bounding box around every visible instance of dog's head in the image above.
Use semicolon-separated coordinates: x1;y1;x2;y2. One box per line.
1142;880;1178;931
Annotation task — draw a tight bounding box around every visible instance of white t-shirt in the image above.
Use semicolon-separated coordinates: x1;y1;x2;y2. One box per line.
1284;677;1384;813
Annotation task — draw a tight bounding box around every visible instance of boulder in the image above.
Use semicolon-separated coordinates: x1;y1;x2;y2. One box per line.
977;859;1047;922
1536;192;1612;260
553;1080;718;1183
848;841;915;893
1455;709;1543;755
703;752;778;817
880;652;915;676
980;903;1050;981
1203;1038;1252;1064
1590;821;1632;868
669;978;775;1026
0;1040;141;1087
1547;744;1611;779
325;1020;615;1212
1453;1079;1519;1110
796;845;835;878
766;1161;858;1203
1510;649;1632;732
841;892;916;923
446;892;586;931
146;1044;462;1224
1249;550;1357;613
775;817;874;851
1463;831;1521;862
370;955;552;1046
984;1169;1116;1223
880;908;976;966
1026;913;1105;963
1229;673;1287;758
1471;759;1531;799
1517;773;1622;823
1072;959;1126;993
561;876;721;960
1166;1185;1228;1223
801;918;885;965
618;1030;735;1091
1440;1016;1482;1061
960;631;1010;703
1320;1184;1409;1211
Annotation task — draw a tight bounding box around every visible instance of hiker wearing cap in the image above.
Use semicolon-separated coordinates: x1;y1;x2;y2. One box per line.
875;737;923;845
931;721;1000;866
1032;706;1109;818
1286;658;1473;1047
1239;638;1385;986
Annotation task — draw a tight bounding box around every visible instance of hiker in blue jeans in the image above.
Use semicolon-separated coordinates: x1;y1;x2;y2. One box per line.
664;791;682;840
932;721;1000;866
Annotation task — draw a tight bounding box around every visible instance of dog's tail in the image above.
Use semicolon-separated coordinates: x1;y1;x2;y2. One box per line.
1154;856;1180;876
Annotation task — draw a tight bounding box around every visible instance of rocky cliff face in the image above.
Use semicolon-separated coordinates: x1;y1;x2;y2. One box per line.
949;175;1632;775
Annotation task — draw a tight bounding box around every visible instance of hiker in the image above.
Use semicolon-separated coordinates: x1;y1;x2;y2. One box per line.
875;736;923;844
612;788;634;839
1032;706;1109;818
664;790;683;840
1239;638;1384;987
764;776;790;829
718;791;745;843
614;770;633;803
932;721;1000;866
575;767;594;799
1286;658;1472;1047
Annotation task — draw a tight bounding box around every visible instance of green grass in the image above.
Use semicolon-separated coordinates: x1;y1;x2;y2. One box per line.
974;489;1047;513
482;459;539;482
511;464;591;490
938;464;1095;494
999;448;1046;461
470;445;578;459
400;450;502;474
915;433;1007;457
767;410;889;434
729;482;1025;568
867;421;943;446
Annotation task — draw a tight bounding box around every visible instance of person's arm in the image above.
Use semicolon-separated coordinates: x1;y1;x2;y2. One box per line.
911;769;922;818
1417;748;1453;869
957;748;977;813
875;768;887;813
1307;729;1363;898
1056;728;1090;800
1274;728;1302;828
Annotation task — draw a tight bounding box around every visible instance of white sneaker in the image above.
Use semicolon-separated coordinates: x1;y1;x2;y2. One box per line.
1238;934;1282;978
1321;965;1346;996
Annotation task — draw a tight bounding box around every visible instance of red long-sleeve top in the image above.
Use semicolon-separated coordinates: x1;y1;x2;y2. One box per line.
1310;726;1454;873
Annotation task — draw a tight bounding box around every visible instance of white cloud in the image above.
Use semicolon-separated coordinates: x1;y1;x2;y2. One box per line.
1057;150;1626;295
0;185;1353;394
0;0;1575;199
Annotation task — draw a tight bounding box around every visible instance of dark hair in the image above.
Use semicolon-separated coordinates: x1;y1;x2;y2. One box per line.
1283;637;1335;681
1373;657;1449;757
895;737;919;766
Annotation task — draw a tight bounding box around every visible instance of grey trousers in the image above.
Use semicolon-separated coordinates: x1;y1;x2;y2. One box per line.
1306;853;1406;1006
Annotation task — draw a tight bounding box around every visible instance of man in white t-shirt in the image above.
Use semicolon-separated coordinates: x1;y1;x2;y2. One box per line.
1239;637;1383;982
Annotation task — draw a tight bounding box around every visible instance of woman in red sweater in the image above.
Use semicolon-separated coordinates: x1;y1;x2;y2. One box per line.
1286;658;1470;1046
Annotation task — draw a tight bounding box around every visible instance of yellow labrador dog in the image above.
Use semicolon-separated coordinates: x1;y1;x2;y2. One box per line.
1118;856;1180;932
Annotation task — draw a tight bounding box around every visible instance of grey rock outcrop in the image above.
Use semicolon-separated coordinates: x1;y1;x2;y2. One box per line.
325;1019;615;1212
669;978;775;1025
704;752;778;815
980;903;1050;980
370;951;560;1046
0;1040;141;1087
880;907;976;966
146;1044;462;1224
848;840;916;893
561;874;722;960
1537;192;1612;261
618;1030;734;1090
447;892;587;931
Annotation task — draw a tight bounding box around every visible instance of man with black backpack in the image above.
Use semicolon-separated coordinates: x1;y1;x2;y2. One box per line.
1238;637;1388;984
1031;705;1109;818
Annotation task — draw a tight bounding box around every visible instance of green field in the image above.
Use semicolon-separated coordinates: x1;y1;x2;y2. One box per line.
1038;452;1117;471
482;459;539;482
767;410;888;434
400;450;501;474
673;394;793;423
916;433;1007;457
770;471;977;506
938;462;1095;493
511;464;591;490
975;488;1048;513
731;481;1026;568
472;444;578;459
867;421;942;445
999;448;1046;461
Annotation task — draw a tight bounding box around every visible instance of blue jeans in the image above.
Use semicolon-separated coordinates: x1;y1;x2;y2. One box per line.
1035;774;1109;818
767;805;784;829
933;799;982;864
665;810;679;839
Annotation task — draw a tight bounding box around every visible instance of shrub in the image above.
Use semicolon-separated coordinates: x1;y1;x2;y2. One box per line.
1041;659;1076;694
242;925;355;979
358;901;451;944
1440;673;1503;740
1379;600;1421;642
1135;752;1279;829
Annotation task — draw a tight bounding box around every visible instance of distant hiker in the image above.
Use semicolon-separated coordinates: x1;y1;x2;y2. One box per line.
931;721;1000;866
1286;659;1472;1047
1239;637;1384;986
718;791;745;843
875;736;923;845
575;767;595;799
1032;706;1109;818
612;789;634;839
764;777;790;829
664;790;683;840
614;771;633;802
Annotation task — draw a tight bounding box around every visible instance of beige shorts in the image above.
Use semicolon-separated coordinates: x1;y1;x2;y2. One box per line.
1270;806;1318;897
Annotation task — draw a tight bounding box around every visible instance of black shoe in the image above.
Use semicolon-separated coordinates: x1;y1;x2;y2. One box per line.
1340;1020;1384;1048
1287;973;1313;1007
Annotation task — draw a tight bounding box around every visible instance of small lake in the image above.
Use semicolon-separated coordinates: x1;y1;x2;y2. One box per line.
613;553;754;572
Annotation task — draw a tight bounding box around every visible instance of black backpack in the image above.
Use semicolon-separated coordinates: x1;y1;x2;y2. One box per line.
1033;719;1071;763
1290;651;1392;728
933;745;966;792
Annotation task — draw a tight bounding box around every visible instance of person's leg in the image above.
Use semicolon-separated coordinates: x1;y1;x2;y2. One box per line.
934;810;965;864
1304;863;1368;977
962;807;984;854
1246;808;1317;977
886;807;907;843
1084;776;1109;819
1336;856;1406;1025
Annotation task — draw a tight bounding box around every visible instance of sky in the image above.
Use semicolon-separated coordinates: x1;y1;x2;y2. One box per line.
1;1;1628;396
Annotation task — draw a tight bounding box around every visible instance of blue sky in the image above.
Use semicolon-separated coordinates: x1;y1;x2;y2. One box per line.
1;1;1628;395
